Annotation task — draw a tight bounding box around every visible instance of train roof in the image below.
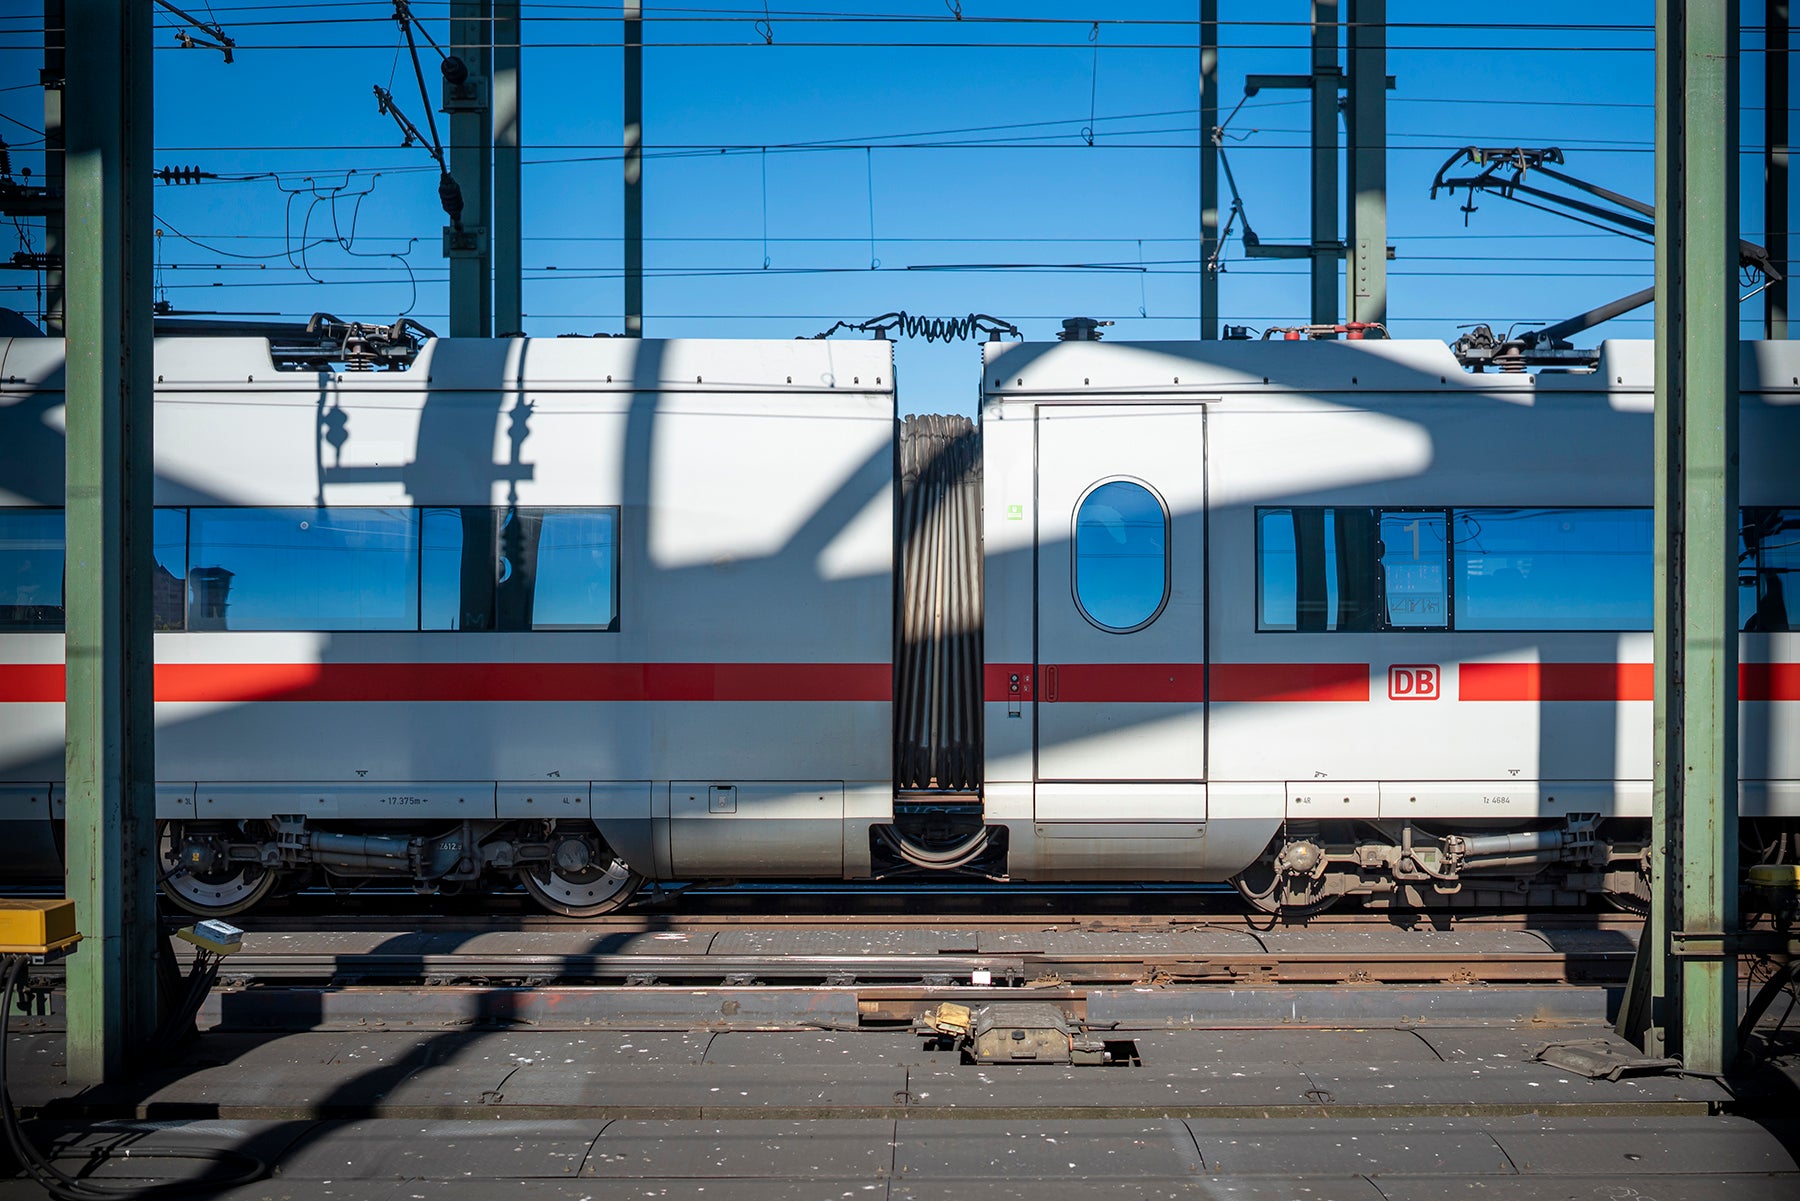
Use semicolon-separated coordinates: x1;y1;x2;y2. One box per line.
0;336;897;394
983;338;1800;398
4;335;1800;399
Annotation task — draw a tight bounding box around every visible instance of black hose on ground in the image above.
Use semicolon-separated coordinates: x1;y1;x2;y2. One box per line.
1;955;269;1198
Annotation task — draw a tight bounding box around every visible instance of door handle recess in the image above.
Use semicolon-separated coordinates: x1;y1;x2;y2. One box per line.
1043;664;1059;703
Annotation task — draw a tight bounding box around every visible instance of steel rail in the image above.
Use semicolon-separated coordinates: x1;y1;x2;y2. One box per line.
27;947;1635;988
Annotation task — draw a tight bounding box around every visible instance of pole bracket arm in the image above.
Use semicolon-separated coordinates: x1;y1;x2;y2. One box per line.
1669;930;1800;958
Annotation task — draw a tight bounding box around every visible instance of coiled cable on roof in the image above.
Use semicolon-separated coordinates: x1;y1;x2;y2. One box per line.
809;312;1021;342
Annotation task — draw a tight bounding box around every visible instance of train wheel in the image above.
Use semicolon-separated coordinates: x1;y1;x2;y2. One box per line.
158;822;279;918
519;826;642;917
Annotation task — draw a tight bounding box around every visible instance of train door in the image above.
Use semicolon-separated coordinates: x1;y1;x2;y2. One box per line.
1034;404;1207;802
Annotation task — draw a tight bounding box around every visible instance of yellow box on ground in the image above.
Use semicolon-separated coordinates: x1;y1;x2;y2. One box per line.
0;898;81;954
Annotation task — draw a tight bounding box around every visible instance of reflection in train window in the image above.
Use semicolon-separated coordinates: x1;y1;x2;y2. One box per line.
0;509;63;630
152;508;189;630
1379;511;1449;629
1074;480;1168;632
187;507;420;631
422;506;619;632
527;510;619;630
1260;505;1672;632
1457;509;1652;631
1257;507;1382;631
1742;507;1800;631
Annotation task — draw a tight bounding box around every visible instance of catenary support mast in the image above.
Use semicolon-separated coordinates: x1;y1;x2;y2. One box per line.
62;0;158;1085
494;0;522;334
447;0;493;337
1651;0;1740;1074
1767;1;1789;339
624;1;644;337
1309;1;1339;325
1200;0;1219;339
1345;0;1386;324
42;0;64;334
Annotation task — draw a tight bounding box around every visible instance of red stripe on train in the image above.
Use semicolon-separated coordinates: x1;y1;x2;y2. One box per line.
980;663;1370;703
1211;663;1370;702
0;662;893;703
6;661;1795;705
1459;662;1800;702
1744;664;1800;701
1459;662;1655;702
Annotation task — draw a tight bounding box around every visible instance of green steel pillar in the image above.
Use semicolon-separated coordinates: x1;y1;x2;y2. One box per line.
447;0;492;337
1652;0;1740;1074
1345;0;1386;325
1309;0;1339;326
62;0;158;1085
624;1;643;337
1199;0;1218;339
494;0;522;334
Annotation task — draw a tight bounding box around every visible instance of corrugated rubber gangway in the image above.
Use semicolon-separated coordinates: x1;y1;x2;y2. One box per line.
895;414;983;792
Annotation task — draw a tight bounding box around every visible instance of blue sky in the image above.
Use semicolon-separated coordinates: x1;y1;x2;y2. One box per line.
0;3;1789;413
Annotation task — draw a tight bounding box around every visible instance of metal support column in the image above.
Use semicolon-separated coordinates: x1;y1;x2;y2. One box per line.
62;0;158;1085
1345;0;1386;324
623;1;643;337
43;0;64;334
493;0;521;334
1199;0;1218;339
447;0;492;337
1309;1;1339;326
1767;0;1789;339
1651;0;1740;1074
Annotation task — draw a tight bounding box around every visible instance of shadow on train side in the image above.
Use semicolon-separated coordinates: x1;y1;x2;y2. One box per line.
3;332;1793;908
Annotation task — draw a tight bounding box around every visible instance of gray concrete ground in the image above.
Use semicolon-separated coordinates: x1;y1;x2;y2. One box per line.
4;984;1797;1199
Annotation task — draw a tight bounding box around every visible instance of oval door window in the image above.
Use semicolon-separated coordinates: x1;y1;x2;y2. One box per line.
1073;479;1169;632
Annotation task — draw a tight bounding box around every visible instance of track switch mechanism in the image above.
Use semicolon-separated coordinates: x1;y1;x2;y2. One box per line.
918;1001;1110;1065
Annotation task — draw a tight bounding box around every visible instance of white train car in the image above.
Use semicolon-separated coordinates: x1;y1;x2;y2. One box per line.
0;333;1795;915
979;337;1799;910
0;336;897;913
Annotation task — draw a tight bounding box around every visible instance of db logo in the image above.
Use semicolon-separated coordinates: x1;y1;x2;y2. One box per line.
1388;664;1440;701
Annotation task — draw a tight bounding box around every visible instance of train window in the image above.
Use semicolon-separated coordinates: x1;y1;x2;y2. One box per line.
422;506;619;632
186;507;420;631
0;509;63;630
1379;511;1449;629
152;508;189;630
1456;508;1652;630
1742;507;1800;632
1073;480;1168;632
422;507;497;630
524;509;620;630
1257;507;1380;631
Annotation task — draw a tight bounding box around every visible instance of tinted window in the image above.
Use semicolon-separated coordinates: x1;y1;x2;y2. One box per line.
1259;504;1669;633
527;510;619;630
0;510;63;630
1257;507;1381;631
1074;480;1167;632
187;507;419;631
153;508;188;630
1742;507;1800;632
422;506;619;631
1458;508;1652;630
1379;511;1449;629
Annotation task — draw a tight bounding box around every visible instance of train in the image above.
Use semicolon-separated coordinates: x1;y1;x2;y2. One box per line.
1;331;1795;916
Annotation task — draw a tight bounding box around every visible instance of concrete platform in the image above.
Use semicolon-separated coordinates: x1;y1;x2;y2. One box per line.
4;986;1793;1198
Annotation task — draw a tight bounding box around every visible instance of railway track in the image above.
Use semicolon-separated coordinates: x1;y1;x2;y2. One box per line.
14;913;1641;990
178;946;1632;987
